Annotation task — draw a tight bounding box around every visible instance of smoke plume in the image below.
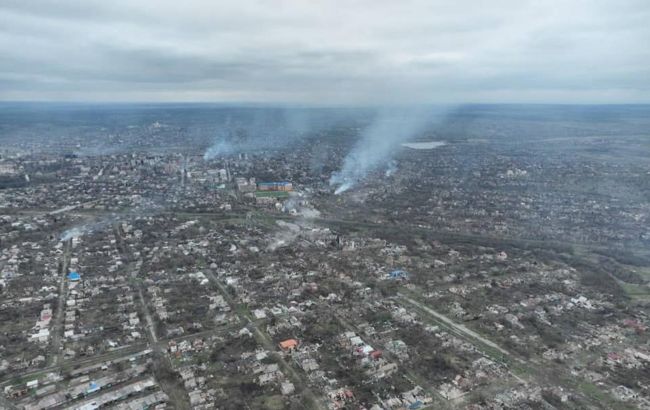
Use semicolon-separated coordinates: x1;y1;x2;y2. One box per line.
330;106;448;194
204;108;318;160
60;213;121;241
58;196;167;241
203;107;359;160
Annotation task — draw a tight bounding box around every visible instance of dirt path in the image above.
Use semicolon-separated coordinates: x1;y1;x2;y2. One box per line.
397;293;516;360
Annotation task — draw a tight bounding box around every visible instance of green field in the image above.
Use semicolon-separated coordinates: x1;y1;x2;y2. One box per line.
255;190;290;198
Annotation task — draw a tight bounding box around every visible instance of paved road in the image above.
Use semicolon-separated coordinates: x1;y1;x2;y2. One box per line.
49;238;72;367
397;293;514;359
110;224;191;410
138;287;158;344
334;312;451;409
204;270;326;410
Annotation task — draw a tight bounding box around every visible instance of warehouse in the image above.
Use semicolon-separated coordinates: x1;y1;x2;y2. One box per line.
257;181;293;192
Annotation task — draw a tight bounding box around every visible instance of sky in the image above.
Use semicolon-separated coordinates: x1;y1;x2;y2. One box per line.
0;0;648;104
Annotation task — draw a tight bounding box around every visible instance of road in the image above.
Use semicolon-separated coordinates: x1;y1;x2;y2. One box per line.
204;270;326;410
397;293;514;359
110;223;191;410
4;202;648;260
3;205;636;409
334;312;451;409
138;288;158;344
0;322;245;393
49;238;72;367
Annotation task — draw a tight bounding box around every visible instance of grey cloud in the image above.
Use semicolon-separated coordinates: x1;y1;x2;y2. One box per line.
0;0;648;103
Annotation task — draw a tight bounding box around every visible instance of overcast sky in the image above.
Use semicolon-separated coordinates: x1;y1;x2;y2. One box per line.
0;0;648;104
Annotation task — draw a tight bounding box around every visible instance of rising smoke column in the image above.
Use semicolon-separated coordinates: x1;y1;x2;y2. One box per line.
203;108;316;160
59;213;120;241
59;196;168;241
203;107;356;161
330;106;447;194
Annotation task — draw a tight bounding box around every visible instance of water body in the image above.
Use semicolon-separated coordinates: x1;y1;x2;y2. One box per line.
401;141;446;150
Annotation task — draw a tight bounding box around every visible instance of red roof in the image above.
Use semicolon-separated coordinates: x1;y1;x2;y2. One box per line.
279;339;298;350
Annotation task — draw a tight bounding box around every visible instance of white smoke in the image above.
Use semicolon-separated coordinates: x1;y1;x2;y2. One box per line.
59;216;117;241
60;226;85;241
203;108;351;161
58;197;167;242
330;106;447;194
334;182;353;195
267;220;301;251
203;109;300;160
385;160;398;177
203;139;235;160
74;143;126;157
281;192;321;219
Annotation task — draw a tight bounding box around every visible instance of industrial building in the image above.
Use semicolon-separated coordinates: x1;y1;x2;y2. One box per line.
257;181;293;192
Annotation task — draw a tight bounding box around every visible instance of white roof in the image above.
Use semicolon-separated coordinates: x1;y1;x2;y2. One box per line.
350;336;364;346
361;345;374;354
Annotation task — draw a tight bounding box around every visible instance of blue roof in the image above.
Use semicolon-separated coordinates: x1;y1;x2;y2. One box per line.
67;272;80;281
87;381;100;393
409;401;423;410
389;270;408;278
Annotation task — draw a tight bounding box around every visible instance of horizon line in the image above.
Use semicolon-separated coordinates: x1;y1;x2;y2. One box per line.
1;100;650;109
